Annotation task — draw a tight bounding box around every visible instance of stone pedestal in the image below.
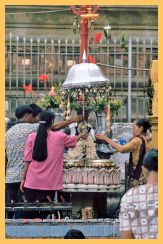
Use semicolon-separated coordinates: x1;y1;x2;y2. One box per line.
149;60;158;149
149;116;158;149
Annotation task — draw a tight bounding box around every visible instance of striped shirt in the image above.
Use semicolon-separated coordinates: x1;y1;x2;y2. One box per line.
5;123;39;183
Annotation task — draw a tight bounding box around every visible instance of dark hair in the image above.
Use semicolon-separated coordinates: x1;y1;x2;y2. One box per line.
32;110;55;162
29;103;43;117
15;105;33;119
64;229;85;239
143;149;158;172
135;119;151;134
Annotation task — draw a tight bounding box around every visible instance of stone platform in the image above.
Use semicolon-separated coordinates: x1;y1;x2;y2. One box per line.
6;219;120;239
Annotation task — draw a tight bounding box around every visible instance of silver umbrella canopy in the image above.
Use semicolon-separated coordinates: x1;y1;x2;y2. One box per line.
62;51;109;89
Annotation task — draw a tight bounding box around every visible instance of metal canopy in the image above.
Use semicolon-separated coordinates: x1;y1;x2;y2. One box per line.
62;51;109;89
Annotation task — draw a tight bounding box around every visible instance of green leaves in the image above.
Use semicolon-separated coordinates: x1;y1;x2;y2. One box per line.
120;34;128;51
147;77;154;116
37;95;59;109
110;99;123;116
72;15;80;35
103;29;111;41
37;81;63;109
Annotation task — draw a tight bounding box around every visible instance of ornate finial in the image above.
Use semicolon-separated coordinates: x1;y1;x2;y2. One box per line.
82;50;87;63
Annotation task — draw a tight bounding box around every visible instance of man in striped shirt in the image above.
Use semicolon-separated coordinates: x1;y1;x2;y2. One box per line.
5;104;83;218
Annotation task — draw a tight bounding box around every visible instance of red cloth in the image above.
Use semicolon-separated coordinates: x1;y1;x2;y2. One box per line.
87;55;96;64
39;73;49;83
93;32;102;44
23;84;33;94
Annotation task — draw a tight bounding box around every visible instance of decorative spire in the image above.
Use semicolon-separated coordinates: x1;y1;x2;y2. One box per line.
82;50;87;63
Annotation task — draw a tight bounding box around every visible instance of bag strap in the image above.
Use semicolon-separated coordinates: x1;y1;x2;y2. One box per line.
136;136;146;168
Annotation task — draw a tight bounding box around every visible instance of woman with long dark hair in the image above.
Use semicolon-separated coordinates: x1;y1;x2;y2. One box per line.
96;119;152;188
20;109;84;202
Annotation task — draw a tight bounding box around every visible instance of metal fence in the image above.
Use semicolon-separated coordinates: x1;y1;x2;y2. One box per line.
5;33;158;122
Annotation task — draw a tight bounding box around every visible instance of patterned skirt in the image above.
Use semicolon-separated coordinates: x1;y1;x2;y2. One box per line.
129;173;146;188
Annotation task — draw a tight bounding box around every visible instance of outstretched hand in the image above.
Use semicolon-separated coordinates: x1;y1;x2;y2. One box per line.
81;133;88;140
95;134;109;143
76;133;88;141
70;115;84;123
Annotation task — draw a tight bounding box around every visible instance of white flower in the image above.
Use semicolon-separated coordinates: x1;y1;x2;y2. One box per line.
104;24;111;30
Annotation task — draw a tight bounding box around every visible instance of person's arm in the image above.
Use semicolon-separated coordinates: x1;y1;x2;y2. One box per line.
20;161;30;192
63;132;87;149
95;134;139;153
52;115;83;131
20;134;33;191
120;230;134;239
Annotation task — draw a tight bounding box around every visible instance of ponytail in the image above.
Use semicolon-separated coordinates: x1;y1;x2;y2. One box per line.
32;110;55;162
32;123;48;161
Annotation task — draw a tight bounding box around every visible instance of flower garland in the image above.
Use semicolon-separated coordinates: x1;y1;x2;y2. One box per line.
37;83;62;109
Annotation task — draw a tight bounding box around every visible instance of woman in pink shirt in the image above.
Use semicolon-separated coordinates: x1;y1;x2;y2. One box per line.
20;109;83;203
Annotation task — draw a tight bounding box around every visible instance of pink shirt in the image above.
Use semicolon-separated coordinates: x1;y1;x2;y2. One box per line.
24;131;77;190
